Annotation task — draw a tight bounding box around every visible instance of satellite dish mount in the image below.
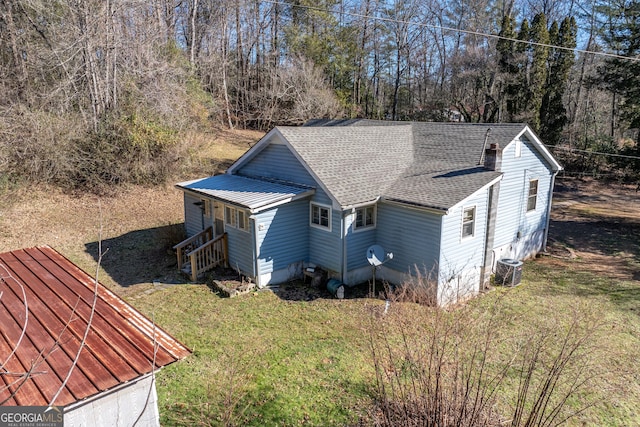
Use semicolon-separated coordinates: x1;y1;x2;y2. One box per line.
366;245;393;297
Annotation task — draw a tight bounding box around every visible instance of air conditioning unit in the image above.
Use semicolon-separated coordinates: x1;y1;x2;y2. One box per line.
495;258;523;286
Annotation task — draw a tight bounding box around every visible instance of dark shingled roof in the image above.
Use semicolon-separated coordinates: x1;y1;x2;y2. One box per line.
279;120;531;210
277;125;413;207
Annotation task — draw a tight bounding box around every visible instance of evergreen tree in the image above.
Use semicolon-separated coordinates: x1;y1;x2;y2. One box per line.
528;13;549;131
497;15;518;121
539;17;577;146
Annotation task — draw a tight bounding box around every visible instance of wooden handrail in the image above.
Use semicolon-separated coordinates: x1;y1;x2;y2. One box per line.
186;233;228;281
174;226;213;270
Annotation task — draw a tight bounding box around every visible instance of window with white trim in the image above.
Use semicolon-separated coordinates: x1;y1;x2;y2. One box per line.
462;206;476;238
310;203;331;231
354;205;376;230
224;204;249;232
237;209;249;231
225;205;237;227
527;179;538;212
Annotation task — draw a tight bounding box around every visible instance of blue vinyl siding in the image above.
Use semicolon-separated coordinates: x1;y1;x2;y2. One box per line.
439;189;489;283
226;225;254;276
375;202;443;279
236;143;317;187
236;139;344;274
308;205;342;273
493;136;553;248
256;200;309;275
346;211;377;271
183;193;213;237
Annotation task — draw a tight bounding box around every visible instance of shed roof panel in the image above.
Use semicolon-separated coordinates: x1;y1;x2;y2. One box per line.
0;246;191;407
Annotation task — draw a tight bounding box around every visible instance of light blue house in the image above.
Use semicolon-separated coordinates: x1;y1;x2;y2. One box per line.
175;120;562;305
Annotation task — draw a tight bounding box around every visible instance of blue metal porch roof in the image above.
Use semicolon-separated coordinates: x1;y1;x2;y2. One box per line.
176;174;315;212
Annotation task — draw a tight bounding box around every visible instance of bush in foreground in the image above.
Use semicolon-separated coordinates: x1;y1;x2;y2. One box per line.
369;286;606;426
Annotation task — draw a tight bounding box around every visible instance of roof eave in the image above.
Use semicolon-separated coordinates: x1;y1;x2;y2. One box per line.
380;197;449;215
517;125;563;172
177;181;315;212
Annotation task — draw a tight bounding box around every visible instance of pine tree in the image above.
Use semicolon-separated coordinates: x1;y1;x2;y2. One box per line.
539;17;577;146
528;13;549;132
497;15;518;121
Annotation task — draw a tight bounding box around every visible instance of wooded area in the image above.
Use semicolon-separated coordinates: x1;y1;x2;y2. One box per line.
1;0;639;192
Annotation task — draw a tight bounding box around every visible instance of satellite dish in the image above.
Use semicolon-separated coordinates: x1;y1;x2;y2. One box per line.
367;245;386;266
366;244;393;298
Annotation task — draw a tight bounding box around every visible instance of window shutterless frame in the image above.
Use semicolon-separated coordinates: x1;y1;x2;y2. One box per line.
310;202;331;231
354;205;376;231
527;179;538;212
462;206;476;238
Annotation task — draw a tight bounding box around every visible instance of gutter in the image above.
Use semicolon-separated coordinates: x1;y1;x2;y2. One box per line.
341;210;350;283
341;197;380;211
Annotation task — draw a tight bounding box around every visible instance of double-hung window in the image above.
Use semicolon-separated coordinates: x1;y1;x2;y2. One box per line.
310;203;331;231
527;179;538;212
354;205;376;230
462;206;476;238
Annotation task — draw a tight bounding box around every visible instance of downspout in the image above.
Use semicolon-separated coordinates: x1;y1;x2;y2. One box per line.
481;183;500;288
250;215;261;288
542;171;558;252
481;142;502;289
341;210;350;284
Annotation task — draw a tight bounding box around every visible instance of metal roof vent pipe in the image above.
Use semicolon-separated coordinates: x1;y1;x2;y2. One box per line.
484;142;503;171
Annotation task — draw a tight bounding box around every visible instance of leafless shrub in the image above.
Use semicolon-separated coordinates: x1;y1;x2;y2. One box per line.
385;269;438;307
369;294;606;426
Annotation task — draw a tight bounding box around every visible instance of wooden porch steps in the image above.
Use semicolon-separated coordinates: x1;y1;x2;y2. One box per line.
174;227;228;282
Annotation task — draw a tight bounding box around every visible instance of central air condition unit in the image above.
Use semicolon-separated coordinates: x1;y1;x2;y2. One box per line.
495;258;523;286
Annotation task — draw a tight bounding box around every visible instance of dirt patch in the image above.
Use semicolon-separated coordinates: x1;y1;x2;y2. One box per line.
543;177;640;282
0;184;187;294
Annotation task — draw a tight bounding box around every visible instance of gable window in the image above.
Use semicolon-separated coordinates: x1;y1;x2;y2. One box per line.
462;206;476;238
354;205;376;230
527;179;538;212
515;139;522;157
310;203;331;231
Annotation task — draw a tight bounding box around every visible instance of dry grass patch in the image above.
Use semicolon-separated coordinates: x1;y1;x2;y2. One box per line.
0;184;185;291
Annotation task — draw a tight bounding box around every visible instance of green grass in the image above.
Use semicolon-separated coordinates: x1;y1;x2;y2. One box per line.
134;287;381;425
131;259;640;426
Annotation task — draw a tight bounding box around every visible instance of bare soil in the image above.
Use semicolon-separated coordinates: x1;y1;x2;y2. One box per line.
543;177;640;282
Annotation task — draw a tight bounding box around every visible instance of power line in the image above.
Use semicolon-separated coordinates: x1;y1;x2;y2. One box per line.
552;145;640;160
259;0;640;63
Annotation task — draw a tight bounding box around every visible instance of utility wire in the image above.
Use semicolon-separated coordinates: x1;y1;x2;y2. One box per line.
259;0;640;63
552;145;640;160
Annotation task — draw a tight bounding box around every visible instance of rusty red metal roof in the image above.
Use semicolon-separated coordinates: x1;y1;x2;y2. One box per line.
0;246;191;407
